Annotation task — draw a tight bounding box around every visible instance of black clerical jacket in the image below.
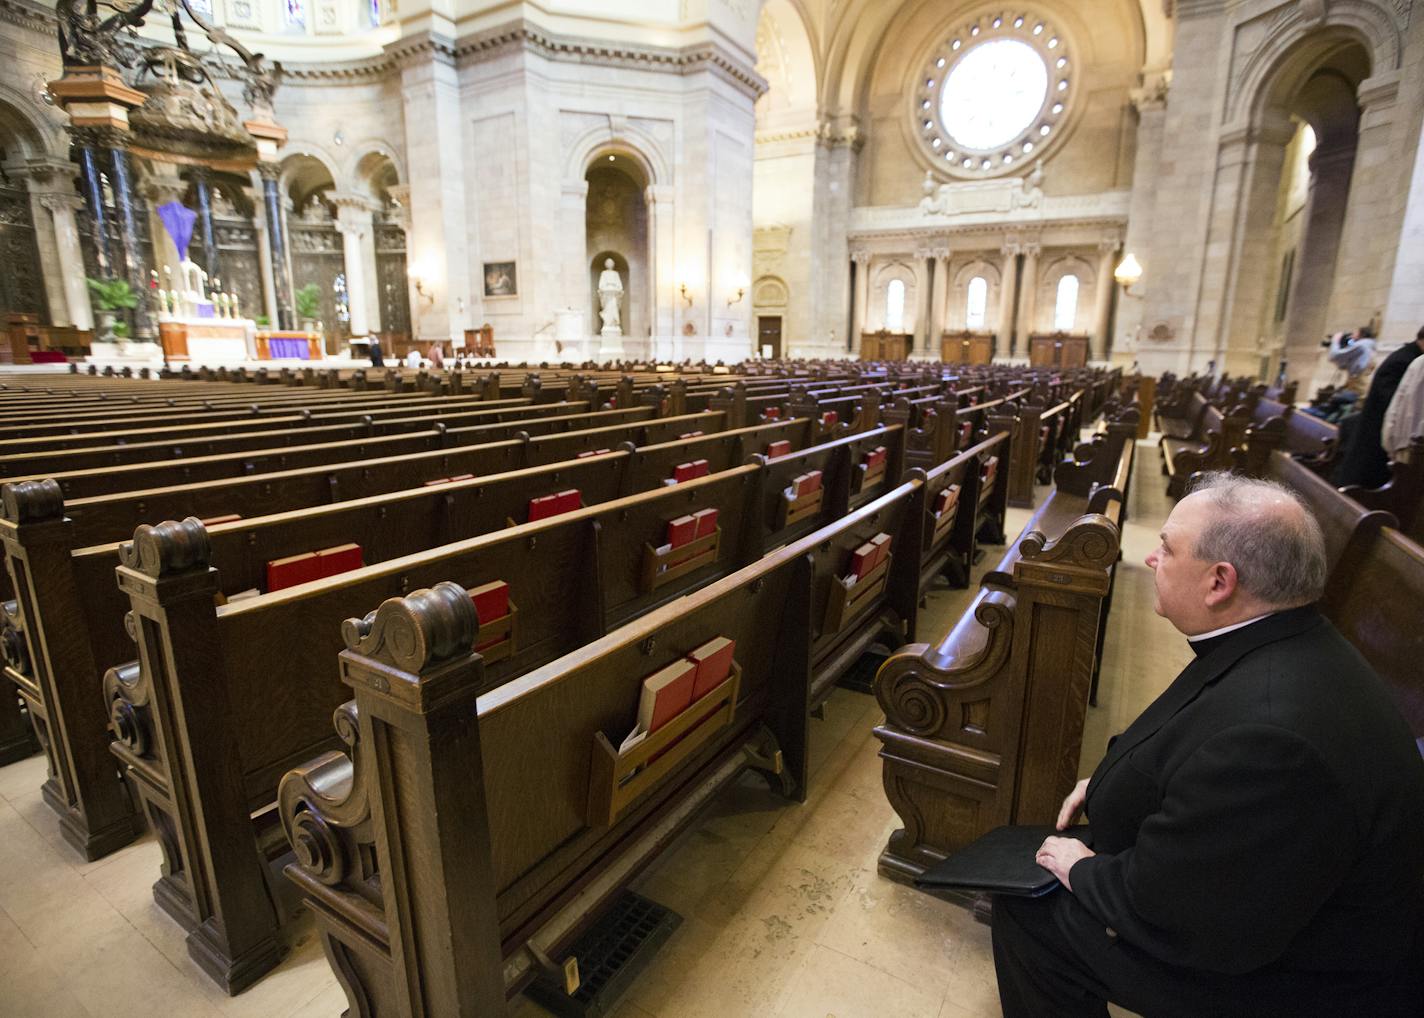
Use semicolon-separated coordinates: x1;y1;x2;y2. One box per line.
1070;606;1424;984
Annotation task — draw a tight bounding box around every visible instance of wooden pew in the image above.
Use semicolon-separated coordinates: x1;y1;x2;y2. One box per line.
273;478;931;1016
870;419;1137;886
100;426;914;992
0;415;833;860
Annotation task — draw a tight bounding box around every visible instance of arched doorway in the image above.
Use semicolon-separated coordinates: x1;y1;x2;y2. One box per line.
0;100;51;324
585;155;649;352
1217;32;1372;384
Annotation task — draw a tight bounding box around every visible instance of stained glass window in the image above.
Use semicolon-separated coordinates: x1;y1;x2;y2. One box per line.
370;0;381;27
1054;274;1079;331
966;276;988;329
885;279;906;333
284;0;306;30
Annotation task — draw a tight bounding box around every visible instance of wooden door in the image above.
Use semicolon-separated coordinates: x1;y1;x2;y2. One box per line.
758;315;782;359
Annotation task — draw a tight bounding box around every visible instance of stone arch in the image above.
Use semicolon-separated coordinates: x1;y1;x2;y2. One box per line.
1041;253;1095;290
870;259;917;332
1229;5;1396;128
950;257;1004;331
753;275;789;308
346;141;405;199
756;0;819;120
279;146;341;207
0;83;64;161
564;122;669;188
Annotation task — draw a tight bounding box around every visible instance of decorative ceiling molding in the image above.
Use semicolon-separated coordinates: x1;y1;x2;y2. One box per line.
0;0;53;36
456;20;769;100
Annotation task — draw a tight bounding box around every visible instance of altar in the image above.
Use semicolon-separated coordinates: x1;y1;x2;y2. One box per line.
161;318;255;362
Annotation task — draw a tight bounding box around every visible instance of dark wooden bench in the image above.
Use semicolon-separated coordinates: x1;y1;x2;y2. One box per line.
99;424;917;993
272;477;934;1016
870;410;1137;886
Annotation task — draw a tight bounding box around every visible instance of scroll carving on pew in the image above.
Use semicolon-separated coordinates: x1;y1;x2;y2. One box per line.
118;516;212;579
873;498;1125;886
1;477;64;524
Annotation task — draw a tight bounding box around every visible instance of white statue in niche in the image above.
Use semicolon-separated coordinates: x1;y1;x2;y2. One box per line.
597;258;624;337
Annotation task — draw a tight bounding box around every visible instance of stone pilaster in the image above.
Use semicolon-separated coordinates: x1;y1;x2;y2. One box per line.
331;193;381;339
997;241;1020;351
1091;239;1119;362
1014;240;1040;356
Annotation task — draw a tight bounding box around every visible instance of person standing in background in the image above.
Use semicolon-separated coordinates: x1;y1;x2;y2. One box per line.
1333;325;1424;488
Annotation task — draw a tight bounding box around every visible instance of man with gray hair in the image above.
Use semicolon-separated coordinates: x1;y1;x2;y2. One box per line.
992;472;1424;1017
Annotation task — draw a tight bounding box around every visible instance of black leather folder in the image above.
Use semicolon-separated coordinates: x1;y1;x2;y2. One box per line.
914;824;1093;897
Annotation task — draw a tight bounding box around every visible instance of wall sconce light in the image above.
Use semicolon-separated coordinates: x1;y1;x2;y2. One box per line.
408;266;435;306
726;286;745;307
1113;253;1144;296
679;282;693;308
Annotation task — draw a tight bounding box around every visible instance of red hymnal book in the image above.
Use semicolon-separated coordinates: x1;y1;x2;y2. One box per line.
822;411;838;426
692;507;719;539
638;659;698;734
673;460;710;483
449;474;475;483
315;543;364;578
848;543;877;581
680;431;704;439
556;489;583;513
960;423;974;445
200;514;242;527
266;551;322;592
666;515;698;549
468;580;511;636
864;446;888;470
764;407;781;420
766;440;792;458
688;636;736;700
869;533;892;568
793;471;823;497
576;448;612;458
527;493;561;521
982;458;998;485
424;477;451;486
935;485;961;516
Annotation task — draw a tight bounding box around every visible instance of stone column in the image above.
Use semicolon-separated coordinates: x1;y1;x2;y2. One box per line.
851;251;870;354
141;166;189;292
929;249;950;359
331;193;379;339
1324;74;1401;338
258;162;295;329
74;142;113;277
997;242;1020;356
1282;142;1355;385
11;158;72;328
39;194;95;330
1381;96;1424;350
247;183;280;329
647;184;676;357
385;183;415;341
1091;239;1119;362
912;252;931;354
1014;241;1040;357
1113;80;1167;369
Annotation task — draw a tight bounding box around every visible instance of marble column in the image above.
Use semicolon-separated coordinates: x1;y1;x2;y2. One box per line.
258;162;295;329
331;196;377;338
647;184;676;358
1091;240;1119;362
247;183;281;329
997;243;1020;355
72;133;113;277
912;252;931;353
39;194;95;330
1015;241;1041;356
192;169;220;283
12;158;71;327
385;183;415;341
106;143;154;340
851;251;870;354
1113;82;1167;368
929;249;950;358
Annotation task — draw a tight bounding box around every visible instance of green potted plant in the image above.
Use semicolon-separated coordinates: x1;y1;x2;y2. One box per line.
86;277;138;343
294;283;321;332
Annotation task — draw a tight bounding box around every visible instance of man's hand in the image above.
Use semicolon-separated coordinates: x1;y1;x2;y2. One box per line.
1036;836;1095;892
1056;778;1090;830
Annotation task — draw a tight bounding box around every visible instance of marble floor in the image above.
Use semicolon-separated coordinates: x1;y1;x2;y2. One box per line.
0;440;1188;1018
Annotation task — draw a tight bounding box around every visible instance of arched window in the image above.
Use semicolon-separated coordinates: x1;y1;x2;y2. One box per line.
965;276;988;329
1054;274;1079;331
886;279;906;332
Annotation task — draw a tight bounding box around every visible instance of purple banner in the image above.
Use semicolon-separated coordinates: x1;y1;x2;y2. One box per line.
269;337;310;359
157;201;197;261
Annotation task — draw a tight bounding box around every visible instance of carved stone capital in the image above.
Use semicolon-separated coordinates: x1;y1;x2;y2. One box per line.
38;193;85;214
118;517;211;578
1;479;63;524
340;581;477;674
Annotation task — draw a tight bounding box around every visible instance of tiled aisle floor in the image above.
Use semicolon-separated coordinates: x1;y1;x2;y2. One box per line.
0;440;1187;1018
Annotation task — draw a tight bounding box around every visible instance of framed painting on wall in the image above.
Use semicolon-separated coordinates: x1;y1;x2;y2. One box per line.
483;261;517;298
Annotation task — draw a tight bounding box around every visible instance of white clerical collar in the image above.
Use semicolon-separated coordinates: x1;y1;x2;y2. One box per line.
1187;612;1275;643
